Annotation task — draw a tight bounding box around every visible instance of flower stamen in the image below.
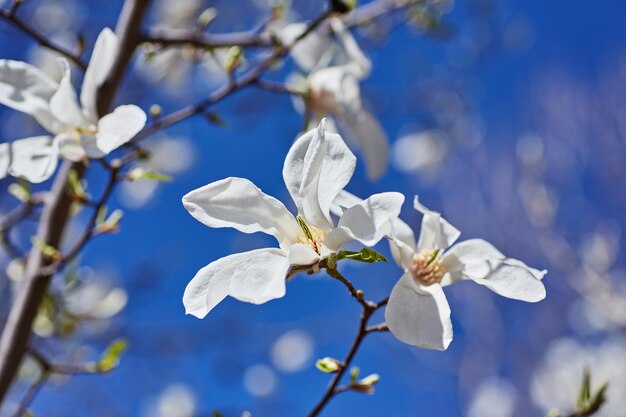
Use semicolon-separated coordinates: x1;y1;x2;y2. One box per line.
410;249;446;286
297;215;327;255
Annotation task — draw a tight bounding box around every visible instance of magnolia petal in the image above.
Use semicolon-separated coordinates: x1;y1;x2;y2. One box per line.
49;60;90;128
96;105;146;154
283;121;356;230
329;189;362;216
385;273;453;351
7;136;58;183
228;248;290;304
324;192;404;250
183;248;288;318
0;60;60;133
183;257;232;318
414;196;461;252
287;243;321;266
55;133;85;161
81;28;118;119
330;190;416;269
329;18;371;78
388;218;418;271
282;23;335;72
182;177;300;247
442;239;546;302
504;258;547;280
337;108;389;180
309;66;361;116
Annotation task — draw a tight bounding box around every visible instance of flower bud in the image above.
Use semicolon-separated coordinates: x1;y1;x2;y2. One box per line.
316;357;342;373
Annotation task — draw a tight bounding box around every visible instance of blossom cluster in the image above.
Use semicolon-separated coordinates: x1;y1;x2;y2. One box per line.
0;28;146;183
182;119;546;350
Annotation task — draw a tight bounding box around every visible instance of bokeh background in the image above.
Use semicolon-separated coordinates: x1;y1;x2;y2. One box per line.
1;0;626;416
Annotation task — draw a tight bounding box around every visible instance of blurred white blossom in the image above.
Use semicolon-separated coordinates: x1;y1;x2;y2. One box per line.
531;337;626;416
144;384;196;417
467;377;517;417
392;130;448;174
270;329;314;373
243;364;277;397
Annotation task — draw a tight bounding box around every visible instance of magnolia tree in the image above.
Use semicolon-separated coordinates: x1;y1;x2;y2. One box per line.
0;0;612;416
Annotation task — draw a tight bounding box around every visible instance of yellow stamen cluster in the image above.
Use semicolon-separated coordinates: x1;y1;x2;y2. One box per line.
297;216;327;255
410;249;446;286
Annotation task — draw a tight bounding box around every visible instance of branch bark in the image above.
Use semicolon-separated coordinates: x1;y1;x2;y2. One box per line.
0;0;151;406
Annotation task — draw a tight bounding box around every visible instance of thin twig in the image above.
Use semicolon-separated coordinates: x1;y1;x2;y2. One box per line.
0;0;151;405
132;9;334;143
307;300;382;417
0;8;86;70
325;267;373;310
365;323;389;333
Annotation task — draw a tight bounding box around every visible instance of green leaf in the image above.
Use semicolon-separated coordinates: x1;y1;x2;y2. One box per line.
97;339;128;372
212;411;224;417
337;248;387;264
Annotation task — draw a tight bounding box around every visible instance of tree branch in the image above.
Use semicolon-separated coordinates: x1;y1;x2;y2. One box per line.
0;0;151;406
0;6;86;70
306;300;382;417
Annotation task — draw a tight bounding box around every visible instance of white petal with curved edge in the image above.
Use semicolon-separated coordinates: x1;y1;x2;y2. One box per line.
309;66;361;116
337;108;389;180
55;133;85;161
288;243;321;266
504;258;547;280
7;136;58;183
283;121;356;230
0;60;60;133
183;248;289;318
282;23;335;72
330;189;362;216
330;190;416;269
414;196;461;252
324;192;404;250
81;28;118;119
329;18;371;78
182;177;300;247
95;105;146;154
441;239;546;302
49;60;90;128
388;225;417;271
385;273;453;350
228;248;290;304
183;254;238;318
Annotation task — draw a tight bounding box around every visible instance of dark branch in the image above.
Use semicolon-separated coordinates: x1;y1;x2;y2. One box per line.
0;0;151;405
0;8;86;70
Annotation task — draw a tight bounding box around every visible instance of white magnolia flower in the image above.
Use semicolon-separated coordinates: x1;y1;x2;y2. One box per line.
280;17;371;75
285;18;388;180
307;65;389;180
182;120;404;318
0;28;147;183
332;191;546;350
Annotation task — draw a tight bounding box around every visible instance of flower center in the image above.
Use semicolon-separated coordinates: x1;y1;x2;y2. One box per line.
410;249;446;286
297;216;327;255
76;126;98;135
